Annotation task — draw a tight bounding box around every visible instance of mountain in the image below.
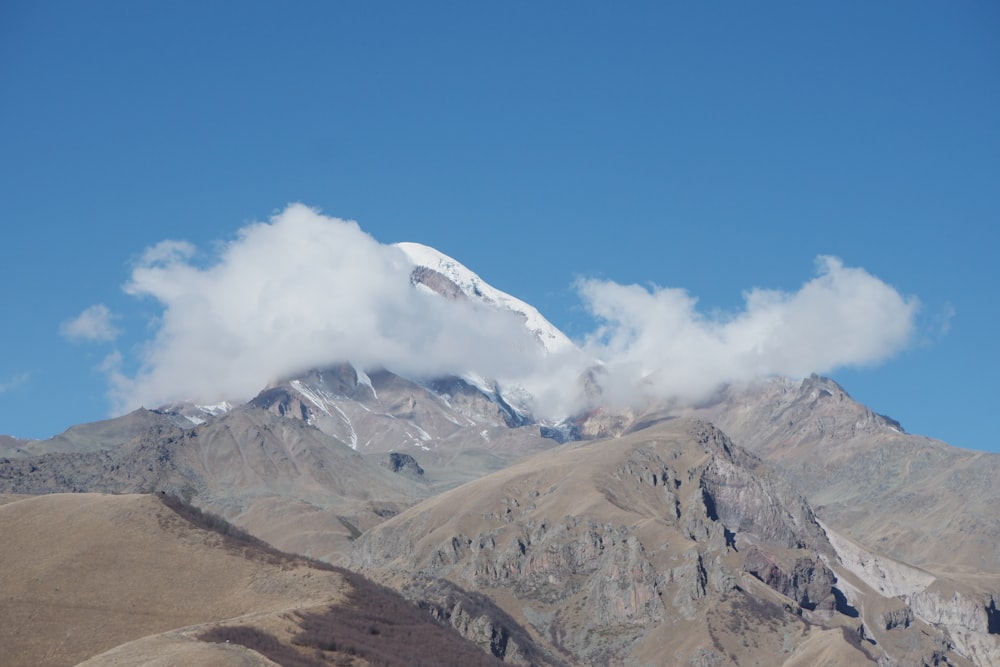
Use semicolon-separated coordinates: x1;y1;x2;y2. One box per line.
348;417;985;666
0;409;189;458
247;364;557;489
149;242;573;487
0;434;28;452
4;241;1000;665
395;241;575;354
0;407;429;560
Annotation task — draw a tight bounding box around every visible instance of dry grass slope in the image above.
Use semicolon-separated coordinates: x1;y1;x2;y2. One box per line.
0;492;350;666
2;492;504;667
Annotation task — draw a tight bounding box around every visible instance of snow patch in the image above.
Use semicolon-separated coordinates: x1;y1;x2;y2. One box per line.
196;401;233;416
291;379;358;449
354;366;377;399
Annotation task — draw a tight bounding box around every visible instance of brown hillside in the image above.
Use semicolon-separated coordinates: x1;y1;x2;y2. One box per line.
0;492;350;666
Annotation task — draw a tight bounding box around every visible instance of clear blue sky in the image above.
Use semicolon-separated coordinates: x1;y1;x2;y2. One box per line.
1;2;997;450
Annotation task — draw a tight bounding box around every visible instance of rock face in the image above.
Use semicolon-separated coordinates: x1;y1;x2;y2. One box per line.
382;451;425;478
348;418;974;666
742;546;837;612
908;590;1000;667
682;374;1000;573
822;521;1000;667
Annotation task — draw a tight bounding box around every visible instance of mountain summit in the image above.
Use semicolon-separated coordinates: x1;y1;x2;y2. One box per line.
396;241;575;354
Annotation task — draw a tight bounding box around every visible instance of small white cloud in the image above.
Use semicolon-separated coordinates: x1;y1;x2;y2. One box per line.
936;302;956;336
60;304;120;343
0;372;31;394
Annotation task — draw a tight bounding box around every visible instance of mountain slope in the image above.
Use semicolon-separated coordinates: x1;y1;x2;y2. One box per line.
1;492;510;667
0;408;189;458
0;492;349;666
681;374;1000;572
348;418;977;666
248;364;558;489
0;407;428;559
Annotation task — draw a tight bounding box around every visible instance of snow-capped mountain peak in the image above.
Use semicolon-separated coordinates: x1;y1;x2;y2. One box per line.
395;241;574;354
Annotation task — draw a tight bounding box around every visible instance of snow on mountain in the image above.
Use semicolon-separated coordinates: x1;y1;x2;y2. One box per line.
157;400;234;426
395;241;575;354
156;242;578;438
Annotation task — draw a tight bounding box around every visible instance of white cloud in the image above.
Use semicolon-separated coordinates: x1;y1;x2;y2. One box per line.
0;372;31;394
107;204;921;420
60;304;120;343
112;204;543;412
577;255;919;408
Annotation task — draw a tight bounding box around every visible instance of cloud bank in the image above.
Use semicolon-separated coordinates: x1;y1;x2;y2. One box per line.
94;204;919;419
111;204;545;411
578;256;919;408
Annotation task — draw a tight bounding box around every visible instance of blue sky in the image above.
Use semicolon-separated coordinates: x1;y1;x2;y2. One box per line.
1;2;997;451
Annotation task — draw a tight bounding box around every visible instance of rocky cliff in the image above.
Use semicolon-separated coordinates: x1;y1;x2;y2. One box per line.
681;374;1000;573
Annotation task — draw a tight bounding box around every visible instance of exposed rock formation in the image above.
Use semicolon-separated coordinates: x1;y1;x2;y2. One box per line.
682;374;1000;572
382;451;425;478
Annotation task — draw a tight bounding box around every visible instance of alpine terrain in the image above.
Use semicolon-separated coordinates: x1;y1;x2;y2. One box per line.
2;243;998;666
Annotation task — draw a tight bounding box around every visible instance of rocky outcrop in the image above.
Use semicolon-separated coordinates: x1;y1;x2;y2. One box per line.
701;454;831;553
406;577;562;666
908;590;1000;667
821;521;935;598
381;451;425;478
742;546;837;612
823;521;999;666
410;265;469;301
880;607;913;630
